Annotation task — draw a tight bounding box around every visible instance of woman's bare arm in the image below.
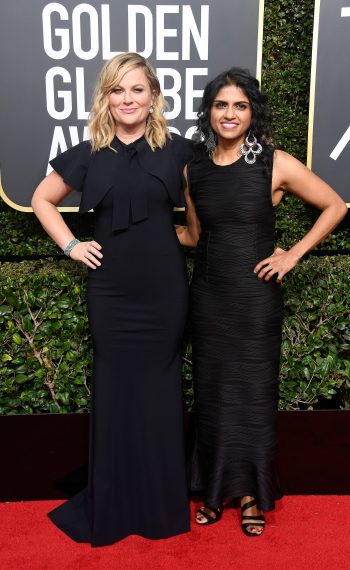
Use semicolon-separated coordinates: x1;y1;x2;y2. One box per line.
254;150;347;282
31;171;103;269
176;166;201;248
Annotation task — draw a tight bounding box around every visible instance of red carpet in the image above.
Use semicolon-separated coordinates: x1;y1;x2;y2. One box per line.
1;497;349;570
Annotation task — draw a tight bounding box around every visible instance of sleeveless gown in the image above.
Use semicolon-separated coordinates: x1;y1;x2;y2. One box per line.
188;151;283;511
48;135;191;546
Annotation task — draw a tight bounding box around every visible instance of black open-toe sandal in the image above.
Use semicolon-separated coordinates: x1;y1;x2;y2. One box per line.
196;505;222;525
241;498;265;537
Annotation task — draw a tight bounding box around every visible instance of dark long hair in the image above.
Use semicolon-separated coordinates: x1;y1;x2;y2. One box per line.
195;67;274;161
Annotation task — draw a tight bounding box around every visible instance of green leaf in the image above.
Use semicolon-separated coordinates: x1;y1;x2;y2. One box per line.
12;333;22;345
303;367;310;381
15;374;30;384
1;354;12;362
0;305;12;316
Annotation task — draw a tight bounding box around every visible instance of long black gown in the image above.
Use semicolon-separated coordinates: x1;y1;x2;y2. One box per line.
188;150;283;511
48;134;192;546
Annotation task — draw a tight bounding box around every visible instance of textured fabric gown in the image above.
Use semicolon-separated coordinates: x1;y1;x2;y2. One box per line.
47;134;192;546
188;151;283;511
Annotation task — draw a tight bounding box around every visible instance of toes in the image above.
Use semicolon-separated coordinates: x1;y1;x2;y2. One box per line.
200;507;217;519
196;512;209;524
246;524;263;534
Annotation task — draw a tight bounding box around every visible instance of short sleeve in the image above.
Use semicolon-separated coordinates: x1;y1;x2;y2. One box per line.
49;141;92;192
171;134;194;171
170;134;194;193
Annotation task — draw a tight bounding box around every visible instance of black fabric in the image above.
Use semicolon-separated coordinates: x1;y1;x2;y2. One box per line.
48;134;193;546
49;133;192;230
188;152;283;512
49;140;91;191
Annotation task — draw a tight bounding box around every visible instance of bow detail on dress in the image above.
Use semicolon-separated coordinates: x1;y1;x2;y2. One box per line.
77;134;192;231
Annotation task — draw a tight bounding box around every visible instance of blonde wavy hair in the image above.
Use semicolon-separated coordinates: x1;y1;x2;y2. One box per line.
88;53;170;152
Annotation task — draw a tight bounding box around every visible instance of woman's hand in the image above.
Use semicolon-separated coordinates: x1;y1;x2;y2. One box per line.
69;240;103;269
253;247;299;283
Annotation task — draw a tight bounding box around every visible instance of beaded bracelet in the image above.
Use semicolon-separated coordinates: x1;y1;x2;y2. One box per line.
64;238;80;257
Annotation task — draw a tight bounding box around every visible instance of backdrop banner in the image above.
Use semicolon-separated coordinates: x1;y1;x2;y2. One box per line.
0;0;263;211
308;0;350;205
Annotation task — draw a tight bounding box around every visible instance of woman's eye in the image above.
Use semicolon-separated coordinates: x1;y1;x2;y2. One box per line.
236;103;248;110
113;88;122;94
215;102;226;109
133;88;143;93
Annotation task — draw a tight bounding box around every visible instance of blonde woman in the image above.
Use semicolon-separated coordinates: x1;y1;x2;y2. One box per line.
32;53;193;546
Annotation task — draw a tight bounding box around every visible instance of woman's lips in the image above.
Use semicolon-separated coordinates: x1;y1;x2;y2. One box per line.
221;122;239;129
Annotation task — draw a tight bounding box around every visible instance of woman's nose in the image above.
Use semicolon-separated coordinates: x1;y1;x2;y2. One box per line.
123;91;133;103
224;105;237;119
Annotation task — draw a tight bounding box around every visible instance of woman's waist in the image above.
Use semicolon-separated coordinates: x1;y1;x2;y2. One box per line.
93;227;182;252
197;227;274;252
95;243;185;262
193;252;260;273
199;221;275;236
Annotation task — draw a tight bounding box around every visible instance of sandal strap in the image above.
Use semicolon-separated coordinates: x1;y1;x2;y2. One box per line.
242;515;265;521
241;499;257;512
197;505;221;522
242;522;265;528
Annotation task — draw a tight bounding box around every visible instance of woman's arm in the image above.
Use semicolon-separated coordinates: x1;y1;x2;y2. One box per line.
176;166;201;247
254;150;348;282
31;171;103;269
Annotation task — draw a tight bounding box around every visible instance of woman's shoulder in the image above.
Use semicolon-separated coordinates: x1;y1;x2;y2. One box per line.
272;148;304;173
167;132;193;151
165;132;194;164
187;142;209;168
49;140;93;192
71;139;94;160
51;139;93;166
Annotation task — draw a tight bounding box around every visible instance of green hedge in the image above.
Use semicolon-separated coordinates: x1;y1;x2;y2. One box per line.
278;256;350;409
263;0;349;249
0;0;348;255
0;0;349;414
0;261;91;414
0;209;93;256
0;258;349;414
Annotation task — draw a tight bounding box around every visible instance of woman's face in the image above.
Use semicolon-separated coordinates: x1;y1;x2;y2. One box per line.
109;66;154;132
210;84;252;143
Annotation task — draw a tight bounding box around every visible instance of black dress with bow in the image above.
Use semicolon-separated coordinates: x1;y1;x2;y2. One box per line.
48;134;192;546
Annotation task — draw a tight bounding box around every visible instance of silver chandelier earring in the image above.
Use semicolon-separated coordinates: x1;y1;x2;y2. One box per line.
204;128;217;157
240;130;262;164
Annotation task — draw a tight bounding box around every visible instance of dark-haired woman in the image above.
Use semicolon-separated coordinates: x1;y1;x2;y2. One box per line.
177;67;346;536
